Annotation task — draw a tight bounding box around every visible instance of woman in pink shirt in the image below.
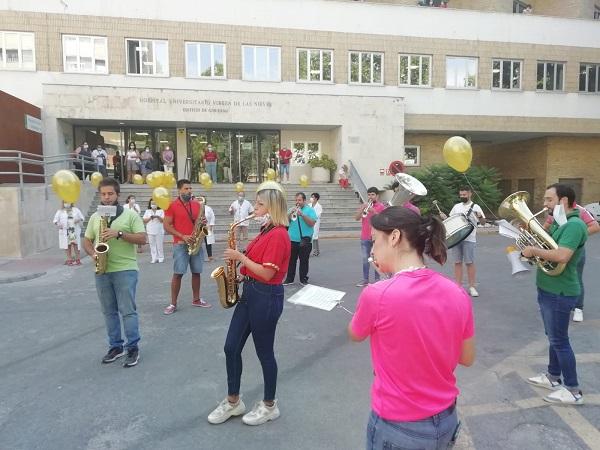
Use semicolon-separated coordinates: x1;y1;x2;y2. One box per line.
348;206;475;450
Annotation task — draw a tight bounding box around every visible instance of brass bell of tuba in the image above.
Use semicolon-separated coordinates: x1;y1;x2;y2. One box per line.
498;191;565;276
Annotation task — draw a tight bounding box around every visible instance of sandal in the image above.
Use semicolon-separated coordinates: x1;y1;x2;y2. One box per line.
163;304;177;315
192;299;212;308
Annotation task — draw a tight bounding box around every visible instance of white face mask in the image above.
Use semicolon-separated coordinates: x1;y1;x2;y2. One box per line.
145;149;150;152
63;202;71;209
83;145;88;149
151;203;157;209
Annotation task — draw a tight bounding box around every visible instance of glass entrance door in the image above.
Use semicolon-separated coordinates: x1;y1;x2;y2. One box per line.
232;132;259;183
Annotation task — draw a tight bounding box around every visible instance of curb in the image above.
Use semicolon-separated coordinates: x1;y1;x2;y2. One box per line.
0;271;47;284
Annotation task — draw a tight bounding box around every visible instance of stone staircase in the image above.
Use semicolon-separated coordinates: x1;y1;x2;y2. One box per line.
83;183;362;240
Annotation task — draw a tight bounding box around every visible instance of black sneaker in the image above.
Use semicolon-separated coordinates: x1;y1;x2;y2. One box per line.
101;347;125;364
123;348;139;368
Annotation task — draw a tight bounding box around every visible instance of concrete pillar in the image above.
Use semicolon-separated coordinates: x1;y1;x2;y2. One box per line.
176;127;187;180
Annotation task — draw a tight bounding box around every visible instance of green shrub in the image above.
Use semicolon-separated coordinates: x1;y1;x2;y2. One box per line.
401;165;503;217
308;154;337;172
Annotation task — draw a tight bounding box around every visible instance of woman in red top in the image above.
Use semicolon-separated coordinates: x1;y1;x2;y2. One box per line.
208;181;291;427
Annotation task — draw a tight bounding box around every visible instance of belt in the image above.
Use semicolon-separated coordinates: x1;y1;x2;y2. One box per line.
243;275;260;283
428;401;456;421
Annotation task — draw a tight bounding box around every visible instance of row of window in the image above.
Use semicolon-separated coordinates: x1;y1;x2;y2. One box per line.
2;31;600;93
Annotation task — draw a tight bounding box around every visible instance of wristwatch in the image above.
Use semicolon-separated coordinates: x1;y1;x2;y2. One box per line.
117;231;124;240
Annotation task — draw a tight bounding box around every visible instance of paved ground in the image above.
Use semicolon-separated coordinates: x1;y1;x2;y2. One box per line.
1;235;599;450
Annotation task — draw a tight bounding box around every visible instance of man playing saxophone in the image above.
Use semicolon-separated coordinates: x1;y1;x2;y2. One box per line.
208;181;291;426
521;184;587;405
83;178;146;368
163;179;211;315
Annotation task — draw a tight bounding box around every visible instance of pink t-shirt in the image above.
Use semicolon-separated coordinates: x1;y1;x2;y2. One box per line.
545;204;595;226
403;201;421;215
351;268;474;421
361;201;386;240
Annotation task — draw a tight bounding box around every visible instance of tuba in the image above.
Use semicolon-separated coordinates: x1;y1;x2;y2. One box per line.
188;205;209;256
498;191;565;276
94;216;109;274
388;173;428;206
211;215;255;308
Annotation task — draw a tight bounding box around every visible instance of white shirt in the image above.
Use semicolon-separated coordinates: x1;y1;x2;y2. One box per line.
143;209;165;235
125;202;141;214
311;202;323;239
449;201;485;242
204;205;215;226
229;199;254;226
92;149;107;166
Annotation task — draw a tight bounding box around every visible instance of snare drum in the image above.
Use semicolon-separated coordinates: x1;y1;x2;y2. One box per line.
443;214;474;249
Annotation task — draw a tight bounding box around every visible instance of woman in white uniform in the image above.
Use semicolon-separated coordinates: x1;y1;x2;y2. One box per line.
310;193;323;256
53;202;85;265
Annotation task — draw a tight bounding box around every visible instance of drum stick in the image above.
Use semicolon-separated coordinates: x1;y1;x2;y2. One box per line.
432;200;444;216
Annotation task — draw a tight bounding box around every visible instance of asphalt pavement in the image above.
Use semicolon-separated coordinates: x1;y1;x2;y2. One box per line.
1;235;599;450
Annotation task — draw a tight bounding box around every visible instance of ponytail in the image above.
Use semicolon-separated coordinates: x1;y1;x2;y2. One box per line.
422;216;447;265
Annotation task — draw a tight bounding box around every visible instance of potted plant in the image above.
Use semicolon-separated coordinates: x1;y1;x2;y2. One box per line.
308;154;337;183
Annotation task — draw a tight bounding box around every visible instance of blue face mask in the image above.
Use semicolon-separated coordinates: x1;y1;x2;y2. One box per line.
181;193;192;202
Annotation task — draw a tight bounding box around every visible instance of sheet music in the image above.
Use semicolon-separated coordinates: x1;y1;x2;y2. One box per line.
496;219;521;240
286;284;346;311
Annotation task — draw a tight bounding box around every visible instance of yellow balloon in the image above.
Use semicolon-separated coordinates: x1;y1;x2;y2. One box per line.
163;172;176;189
199;172;211;185
148;171;164;188
205;179;213;191
235;182;244;193
51;170;81;203
299;174;310;187
90;172;103;188
266;168;276;181
133;174;144;185
443;136;473;173
152;187;171;210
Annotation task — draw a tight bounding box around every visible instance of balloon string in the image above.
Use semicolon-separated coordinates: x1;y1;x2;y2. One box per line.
461;173;499;220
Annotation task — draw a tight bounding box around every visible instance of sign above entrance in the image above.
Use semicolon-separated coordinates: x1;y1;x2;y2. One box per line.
24;114;42;134
138;96;273;115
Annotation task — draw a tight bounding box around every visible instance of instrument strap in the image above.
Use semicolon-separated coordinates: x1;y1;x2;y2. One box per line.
179;198;198;224
297;211;304;239
107;205;124;228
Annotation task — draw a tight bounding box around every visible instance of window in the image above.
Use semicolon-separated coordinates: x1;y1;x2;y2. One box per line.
492;59;521;90
185;42;225;78
349;51;383;85
62;35;107;74
517;178;535;197
498;179;512;200
0;31;35;70
402;145;421;166
579;63;599;93
513;1;528;13
297;49;333;82
291;142;321;165
446;57;478;88
399;54;431;87
536;61;564;91
242;45;281;81
594;5;600;20
126;39;169;76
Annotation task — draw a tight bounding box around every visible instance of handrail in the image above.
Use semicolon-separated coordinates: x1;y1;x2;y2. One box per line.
347;159;368;203
0;149;99;201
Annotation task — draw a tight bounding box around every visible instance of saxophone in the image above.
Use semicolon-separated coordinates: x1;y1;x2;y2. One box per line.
94;216;109;274
211;215;255;309
187;208;209;256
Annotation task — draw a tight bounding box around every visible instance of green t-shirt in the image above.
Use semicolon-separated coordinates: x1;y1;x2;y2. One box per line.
85;208;146;273
536;210;587;296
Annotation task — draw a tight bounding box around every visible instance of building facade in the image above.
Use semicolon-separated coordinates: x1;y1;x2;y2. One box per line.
1;0;599;202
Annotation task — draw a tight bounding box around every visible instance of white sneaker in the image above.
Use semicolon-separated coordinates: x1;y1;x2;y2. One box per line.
468;287;479;297
573;308;583;322
526;373;562;391
543;386;584;405
207;398;246;424
242;400;280;426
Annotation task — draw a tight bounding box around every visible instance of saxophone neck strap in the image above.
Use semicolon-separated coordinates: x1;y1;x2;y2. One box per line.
107;205;124;228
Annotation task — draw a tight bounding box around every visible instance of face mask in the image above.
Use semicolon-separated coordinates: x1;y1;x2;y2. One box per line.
181;193;192;202
460;197;469;203
130;198;135;204
151;203;157;209
238;196;244;202
145;149;149;152
83;145;88;149
63;202;71;209
310;198;315;204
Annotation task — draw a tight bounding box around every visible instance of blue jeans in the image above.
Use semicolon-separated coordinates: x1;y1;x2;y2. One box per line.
224;280;284;401
95;270;140;351
361;239;380;282
205;161;217;183
366;406;458;450
575;249;585;310
173;243;203;274
537;288;579;388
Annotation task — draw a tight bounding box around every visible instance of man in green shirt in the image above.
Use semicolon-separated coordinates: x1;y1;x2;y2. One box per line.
84;178;147;367
522;183;587;405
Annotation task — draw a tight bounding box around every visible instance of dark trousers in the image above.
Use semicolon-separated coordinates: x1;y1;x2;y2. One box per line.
285;240;312;283
224;281;284;401
203;236;212;257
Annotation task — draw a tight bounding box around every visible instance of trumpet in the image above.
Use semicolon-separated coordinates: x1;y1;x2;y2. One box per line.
362;200;373;218
290;204;300;221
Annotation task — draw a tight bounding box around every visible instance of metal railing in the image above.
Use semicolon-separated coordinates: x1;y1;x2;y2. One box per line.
347;159;368;203
0;150;99;201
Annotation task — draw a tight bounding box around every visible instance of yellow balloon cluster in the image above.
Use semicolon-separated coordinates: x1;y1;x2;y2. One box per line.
443;136;473;173
299;174;310;188
147;171;166;188
266;168;277;181
133;174;144;185
199;172;211;185
152;186;171;210
90;172;103;188
51;170;81;203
